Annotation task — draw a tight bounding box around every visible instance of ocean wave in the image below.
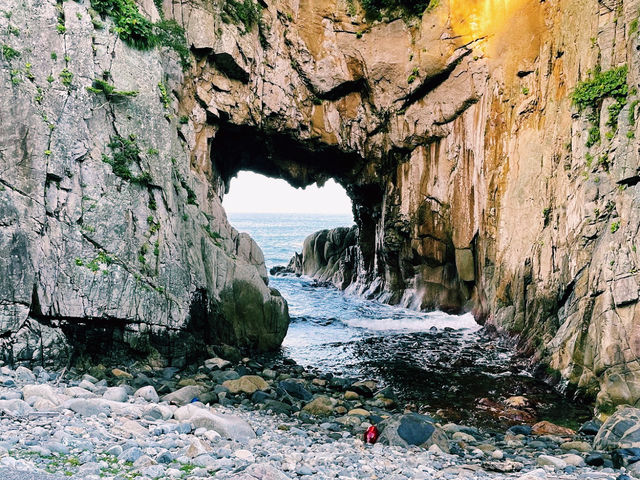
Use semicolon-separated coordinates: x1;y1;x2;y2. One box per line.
342;312;479;333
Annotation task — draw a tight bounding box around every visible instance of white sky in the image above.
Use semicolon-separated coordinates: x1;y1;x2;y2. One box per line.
223;171;353;215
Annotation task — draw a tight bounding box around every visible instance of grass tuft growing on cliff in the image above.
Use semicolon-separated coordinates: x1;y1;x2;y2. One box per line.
90;0;190;68
1;44;20;61
102;134;152;186
571;65;628;145
87;77;138;99
222;0;261;33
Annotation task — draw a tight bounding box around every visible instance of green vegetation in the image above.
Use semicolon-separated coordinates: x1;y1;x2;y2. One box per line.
10;69;20;85
571;65;628;146
158;81;171;109
222;0;261;33
522;86;529;95
360;0;438;20
586;126;601;148
611;221;620;234
407;67;419;84
1;44;20;60
86;77;138;99
629;99;640;125
102;134;152;185
179;463;197;474
59;68;73;87
179;115;189;124
182;179;197;205
585;152;594;167
24;63;34;80
598;154;610;172
90;0;190;67
76;251;114;273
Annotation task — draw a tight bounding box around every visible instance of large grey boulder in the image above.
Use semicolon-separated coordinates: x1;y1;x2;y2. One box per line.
173;404;255;442
0;399;34;416
162;386;204;406
102;387;129;403
61;399;111;417
379;413;449;452
594;406;640;450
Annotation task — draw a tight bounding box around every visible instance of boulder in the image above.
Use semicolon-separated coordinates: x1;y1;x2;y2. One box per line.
162;386;204;406
536;455;567;469
222;375;269;394
22;384;61;406
173;404;255;442
350;380;377;397
612;447;640;468
204;357;231;370
102;386;129;402
15;366;36;383
379;413;449;453
594;407;640;450
64;387;96;398
560;440;591;452
0;399;33;416
302;396;335;417
62;399;111;417
279;380;312;401
531;421;575;436
186;438;212;458
134;386;159;403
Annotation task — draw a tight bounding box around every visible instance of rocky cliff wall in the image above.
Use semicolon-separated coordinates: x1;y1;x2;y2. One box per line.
0;0;288;368
3;0;640;411
171;0;640;411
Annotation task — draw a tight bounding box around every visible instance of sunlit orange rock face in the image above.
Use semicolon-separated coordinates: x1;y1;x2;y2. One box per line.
448;0;528;42
175;0;640;411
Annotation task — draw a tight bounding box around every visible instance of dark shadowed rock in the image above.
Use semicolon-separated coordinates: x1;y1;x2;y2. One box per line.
379;413;449;452
278;381;312;401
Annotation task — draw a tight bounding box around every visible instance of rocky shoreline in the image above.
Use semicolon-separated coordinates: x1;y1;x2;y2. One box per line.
0;350;638;480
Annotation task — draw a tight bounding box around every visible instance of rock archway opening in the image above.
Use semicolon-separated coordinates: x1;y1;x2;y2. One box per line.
222;171;356;271
210;122;475;314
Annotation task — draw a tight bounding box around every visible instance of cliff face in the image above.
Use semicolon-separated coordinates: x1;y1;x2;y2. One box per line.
176;0;640;411
0;0;288;368
2;0;640;410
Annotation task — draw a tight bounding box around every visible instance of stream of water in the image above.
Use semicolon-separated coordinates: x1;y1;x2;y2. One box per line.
228;213;592;430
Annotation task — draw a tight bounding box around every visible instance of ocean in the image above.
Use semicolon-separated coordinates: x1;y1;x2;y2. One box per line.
227;212;591;428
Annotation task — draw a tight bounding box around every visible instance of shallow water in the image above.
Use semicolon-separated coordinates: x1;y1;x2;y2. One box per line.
228;213;592;429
